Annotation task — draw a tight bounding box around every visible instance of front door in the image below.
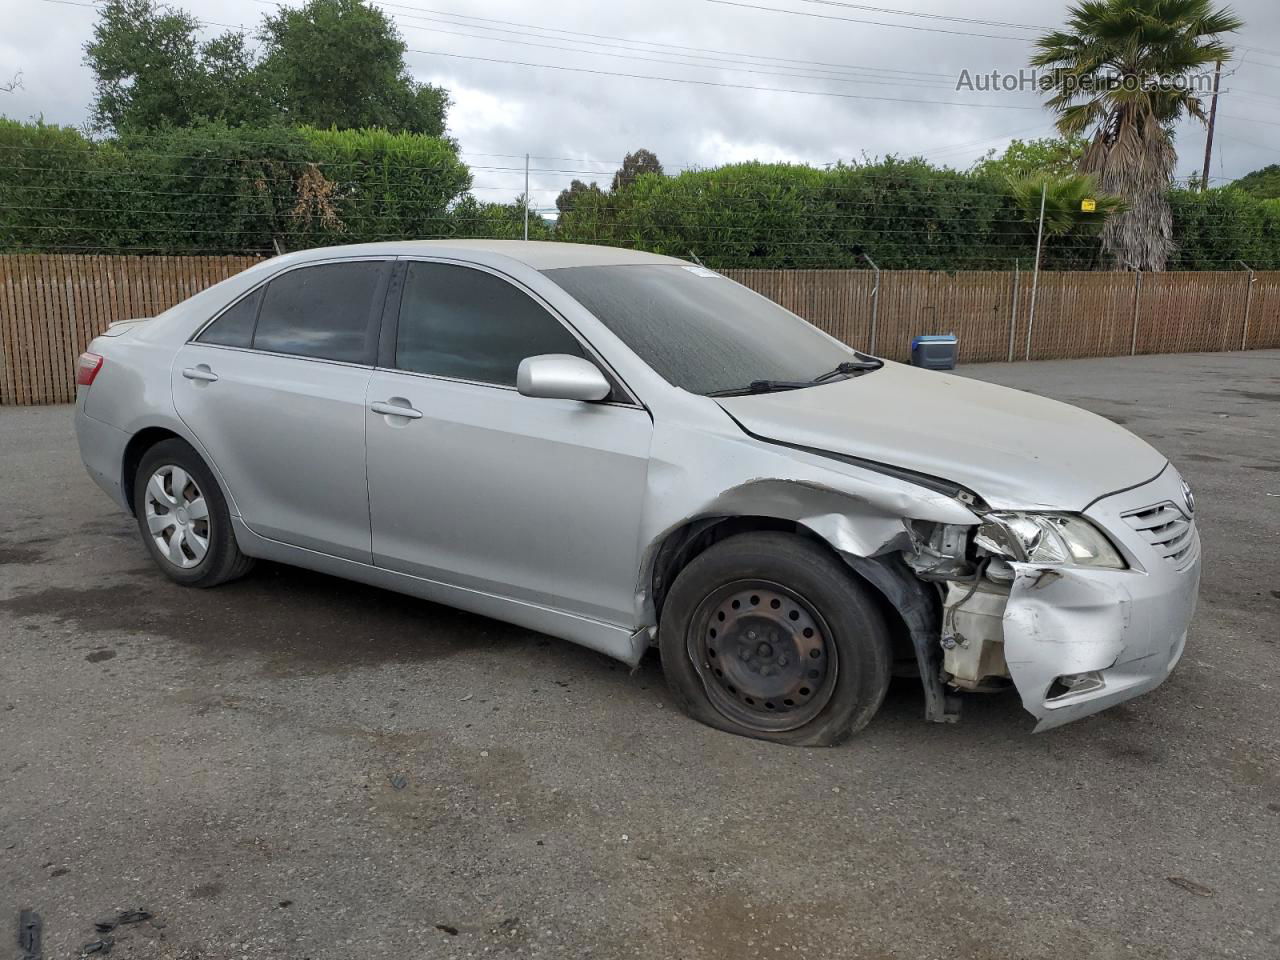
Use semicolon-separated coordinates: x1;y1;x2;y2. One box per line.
365;260;652;626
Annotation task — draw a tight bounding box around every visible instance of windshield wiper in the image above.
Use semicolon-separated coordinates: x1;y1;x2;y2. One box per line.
705;379;810;397
811;357;883;383
706;356;884;398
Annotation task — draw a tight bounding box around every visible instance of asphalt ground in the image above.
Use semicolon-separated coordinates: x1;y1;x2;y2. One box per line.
2;349;1278;959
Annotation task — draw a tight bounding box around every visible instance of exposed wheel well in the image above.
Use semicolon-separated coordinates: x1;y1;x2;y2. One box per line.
650;516;917;664
121;427;184;514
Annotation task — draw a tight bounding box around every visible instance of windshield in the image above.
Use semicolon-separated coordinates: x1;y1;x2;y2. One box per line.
543;263;858;395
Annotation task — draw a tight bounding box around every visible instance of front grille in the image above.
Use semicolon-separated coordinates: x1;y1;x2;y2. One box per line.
1122;502;1197;569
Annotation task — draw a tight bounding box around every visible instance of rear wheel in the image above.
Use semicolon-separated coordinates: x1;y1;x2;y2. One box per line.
133;438;254;587
659;532;891;746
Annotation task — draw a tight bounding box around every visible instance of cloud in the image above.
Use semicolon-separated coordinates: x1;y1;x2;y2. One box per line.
2;0;1276;206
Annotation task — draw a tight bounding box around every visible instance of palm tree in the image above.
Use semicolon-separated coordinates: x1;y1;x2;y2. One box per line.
1031;0;1243;270
1009;173;1125;267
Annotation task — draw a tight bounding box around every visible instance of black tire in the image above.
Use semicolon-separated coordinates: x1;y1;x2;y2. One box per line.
132;438;255;588
659;532;891;747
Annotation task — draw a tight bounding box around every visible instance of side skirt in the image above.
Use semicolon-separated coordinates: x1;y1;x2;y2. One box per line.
231;518;649;666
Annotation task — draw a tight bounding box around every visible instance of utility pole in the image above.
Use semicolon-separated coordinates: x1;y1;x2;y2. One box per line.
1024;182;1047;361
523;153;530;241
1200;59;1222;192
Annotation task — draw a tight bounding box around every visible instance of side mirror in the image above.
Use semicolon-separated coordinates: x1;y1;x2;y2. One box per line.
516;354;611;402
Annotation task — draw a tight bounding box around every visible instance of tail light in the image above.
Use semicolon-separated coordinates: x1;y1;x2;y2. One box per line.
76;352;104;387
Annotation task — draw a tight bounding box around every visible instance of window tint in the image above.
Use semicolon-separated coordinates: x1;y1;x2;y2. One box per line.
395;262;585;386
544;264;854;395
253;261;384;363
198;288;262;348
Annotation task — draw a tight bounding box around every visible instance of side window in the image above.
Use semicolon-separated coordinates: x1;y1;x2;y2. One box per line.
252;261;385;364
197;288;262;348
395;262;585;386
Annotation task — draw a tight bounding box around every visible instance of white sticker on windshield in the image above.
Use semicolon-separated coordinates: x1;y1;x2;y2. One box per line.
682;265;720;278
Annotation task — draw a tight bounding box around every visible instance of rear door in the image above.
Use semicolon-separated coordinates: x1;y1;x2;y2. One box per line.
172;258;391;562
364;259;653;625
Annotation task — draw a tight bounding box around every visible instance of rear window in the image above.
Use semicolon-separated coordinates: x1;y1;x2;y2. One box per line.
543;264;852;394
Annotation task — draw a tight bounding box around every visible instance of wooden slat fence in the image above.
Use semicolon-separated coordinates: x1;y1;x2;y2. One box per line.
1;255;1277;405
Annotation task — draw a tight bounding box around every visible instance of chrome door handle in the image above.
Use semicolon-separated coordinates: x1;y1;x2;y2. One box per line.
182;366;218;382
370;400;423;420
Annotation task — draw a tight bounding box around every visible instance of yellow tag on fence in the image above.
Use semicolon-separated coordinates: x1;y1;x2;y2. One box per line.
1081;198;1097;212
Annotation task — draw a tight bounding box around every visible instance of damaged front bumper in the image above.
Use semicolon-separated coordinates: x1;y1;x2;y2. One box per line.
1004;469;1200;731
935;466;1201;731
1003;552;1198;731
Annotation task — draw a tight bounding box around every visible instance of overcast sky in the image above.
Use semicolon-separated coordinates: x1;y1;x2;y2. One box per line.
2;0;1278;211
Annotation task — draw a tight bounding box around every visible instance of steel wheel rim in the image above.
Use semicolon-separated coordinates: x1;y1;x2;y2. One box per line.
143;465;210;569
686;579;838;732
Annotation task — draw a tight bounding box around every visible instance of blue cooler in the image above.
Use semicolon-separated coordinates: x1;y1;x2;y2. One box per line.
910;334;958;370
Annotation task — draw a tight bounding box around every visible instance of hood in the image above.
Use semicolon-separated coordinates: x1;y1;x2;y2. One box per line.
715;361;1167;512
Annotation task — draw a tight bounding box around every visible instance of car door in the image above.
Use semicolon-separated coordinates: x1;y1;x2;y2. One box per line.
365;259;653;626
173;258;391;563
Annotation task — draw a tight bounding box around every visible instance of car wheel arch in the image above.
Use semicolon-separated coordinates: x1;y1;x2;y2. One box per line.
121;424;237;522
648;516;917;667
121;426;186;515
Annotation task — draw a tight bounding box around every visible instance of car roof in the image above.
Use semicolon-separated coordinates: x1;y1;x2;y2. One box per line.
272;240;688;271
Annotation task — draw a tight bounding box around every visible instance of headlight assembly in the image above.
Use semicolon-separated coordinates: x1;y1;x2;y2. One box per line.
975;513;1126;569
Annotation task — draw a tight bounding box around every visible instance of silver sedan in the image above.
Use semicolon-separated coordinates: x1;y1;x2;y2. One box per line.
75;241;1200;744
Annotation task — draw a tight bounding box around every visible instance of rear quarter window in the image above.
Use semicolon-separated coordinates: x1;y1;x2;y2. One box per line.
196;288;262;348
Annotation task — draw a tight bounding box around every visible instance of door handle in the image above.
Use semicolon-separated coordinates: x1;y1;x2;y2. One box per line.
370;399;423;420
182;365;218;382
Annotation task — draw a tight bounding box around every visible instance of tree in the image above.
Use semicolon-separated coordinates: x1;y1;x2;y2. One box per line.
1232;164;1280;200
611;148;663;191
555;178;605;215
85;0;270;131
1010;172;1125;266
972;134;1088;180
86;0;203;130
1031;0;1243;270
257;0;448;136
451;194;553;240
84;0;448;135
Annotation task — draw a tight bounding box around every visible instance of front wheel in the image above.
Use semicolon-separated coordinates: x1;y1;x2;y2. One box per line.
659;532;891;746
132;438;254;588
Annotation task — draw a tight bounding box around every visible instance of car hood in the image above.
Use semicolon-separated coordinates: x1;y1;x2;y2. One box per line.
714;361;1167;512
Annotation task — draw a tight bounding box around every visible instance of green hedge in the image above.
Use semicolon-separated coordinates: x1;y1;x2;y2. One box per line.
1168;188;1280;270
556;159;1280;270
0;119;471;253
3;119;1277;268
554;159;1125;270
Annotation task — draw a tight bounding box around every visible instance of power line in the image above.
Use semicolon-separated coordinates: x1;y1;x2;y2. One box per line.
394;20;959;89
405;48;1039;109
366;0;953;79
703;0;1031;41
789;0;1044;32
